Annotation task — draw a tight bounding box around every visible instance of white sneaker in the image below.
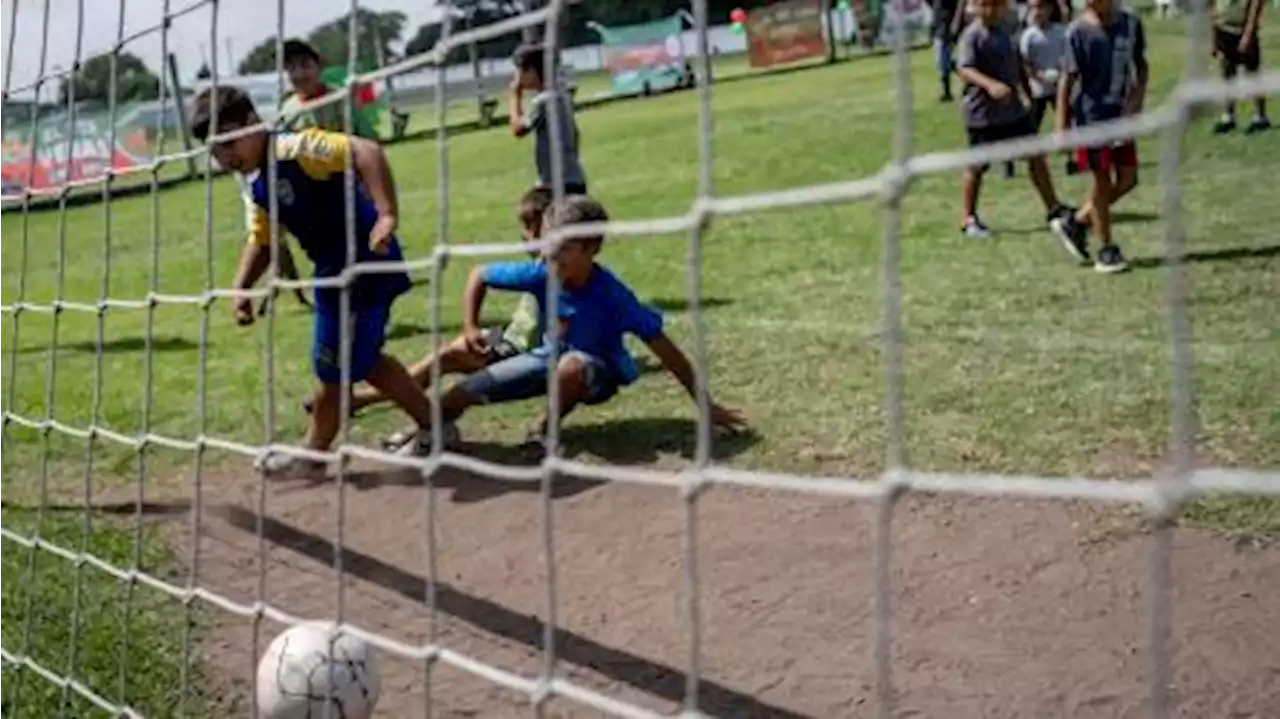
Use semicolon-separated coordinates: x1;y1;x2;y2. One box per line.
961;215;992;239
385;422;460;456
254;452;327;479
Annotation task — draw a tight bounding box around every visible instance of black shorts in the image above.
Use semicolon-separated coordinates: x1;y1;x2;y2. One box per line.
1029;96;1055;130
966;115;1037;171
1215;27;1261;72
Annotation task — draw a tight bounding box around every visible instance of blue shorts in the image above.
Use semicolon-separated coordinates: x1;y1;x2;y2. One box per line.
312;299;392;384
457;350;618;406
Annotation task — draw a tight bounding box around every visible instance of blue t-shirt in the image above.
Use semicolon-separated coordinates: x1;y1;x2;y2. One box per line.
1063;11;1147;125
479;260;664;385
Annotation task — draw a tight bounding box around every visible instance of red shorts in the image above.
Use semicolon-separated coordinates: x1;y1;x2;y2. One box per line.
1075;142;1139;172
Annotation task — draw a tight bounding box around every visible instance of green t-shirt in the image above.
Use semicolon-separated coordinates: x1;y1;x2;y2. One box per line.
501;294;541;352
279;86;377;139
1215;0;1251;33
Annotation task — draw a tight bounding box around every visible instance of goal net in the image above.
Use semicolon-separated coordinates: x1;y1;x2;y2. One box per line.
2;0;1278;716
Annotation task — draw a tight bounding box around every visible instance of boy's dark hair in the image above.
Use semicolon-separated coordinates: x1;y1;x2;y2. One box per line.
283;38;322;67
512;43;553;82
518;186;554;230
544;194;608;249
189;85;258;142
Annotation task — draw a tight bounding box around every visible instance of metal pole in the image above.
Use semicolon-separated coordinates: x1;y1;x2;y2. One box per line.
165;53;198;179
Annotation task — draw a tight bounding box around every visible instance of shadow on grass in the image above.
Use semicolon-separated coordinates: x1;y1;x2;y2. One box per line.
18;335;198;355
1112;210;1161;225
1130;243;1280;269
385;320;462;342
335;417;760;503
209;503;813;719
646;296;735;313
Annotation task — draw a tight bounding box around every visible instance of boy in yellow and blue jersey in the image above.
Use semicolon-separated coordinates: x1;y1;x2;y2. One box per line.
190;86;435;478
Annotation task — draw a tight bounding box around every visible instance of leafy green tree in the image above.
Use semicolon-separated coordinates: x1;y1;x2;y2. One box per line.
57;52;160;105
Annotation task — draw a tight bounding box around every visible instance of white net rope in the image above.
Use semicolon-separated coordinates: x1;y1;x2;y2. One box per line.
2;0;1279;716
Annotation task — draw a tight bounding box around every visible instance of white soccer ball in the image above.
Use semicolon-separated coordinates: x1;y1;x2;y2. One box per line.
1043;68;1061;85
255;622;381;719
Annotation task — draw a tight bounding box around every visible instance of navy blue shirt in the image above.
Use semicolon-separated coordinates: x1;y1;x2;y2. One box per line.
244;129;411;310
1063;11;1147;125
479;260;663;385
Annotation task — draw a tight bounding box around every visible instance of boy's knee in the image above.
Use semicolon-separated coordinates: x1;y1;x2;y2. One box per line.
556;353;589;388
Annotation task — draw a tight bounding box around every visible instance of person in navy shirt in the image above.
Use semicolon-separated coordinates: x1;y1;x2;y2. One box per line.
189;86;436;478
412;195;746;455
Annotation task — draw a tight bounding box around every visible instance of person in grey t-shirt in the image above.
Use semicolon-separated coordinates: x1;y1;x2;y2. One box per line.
1049;0;1148;274
954;0;1073;240
509;43;588;195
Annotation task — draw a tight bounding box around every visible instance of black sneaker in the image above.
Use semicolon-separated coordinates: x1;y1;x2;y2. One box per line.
1046;204;1077;226
1212;117;1237;135
1049;215;1091;264
1244;116;1272;135
1094;244;1129;274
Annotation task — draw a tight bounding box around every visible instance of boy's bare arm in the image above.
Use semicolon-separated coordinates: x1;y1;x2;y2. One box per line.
956;67;1010;98
508;84;531;138
1055;71;1076;132
645;333;747;430
349;136;398;252
461;267;490;349
231;242;271;325
1243;0;1264;42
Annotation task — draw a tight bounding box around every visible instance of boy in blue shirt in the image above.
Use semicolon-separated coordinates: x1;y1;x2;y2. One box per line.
189;86;436;477
394;195;745;455
347;185;552;420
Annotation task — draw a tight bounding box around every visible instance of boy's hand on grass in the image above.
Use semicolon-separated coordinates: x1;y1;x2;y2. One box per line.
234;297;255;326
709;402;747;433
369;215;396;255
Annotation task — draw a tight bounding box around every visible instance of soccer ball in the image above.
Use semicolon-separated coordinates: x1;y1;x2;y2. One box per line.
255;622;381;719
1043;68;1061;86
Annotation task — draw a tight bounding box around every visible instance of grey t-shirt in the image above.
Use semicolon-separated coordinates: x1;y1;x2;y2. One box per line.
956;20;1029;129
526;89;587;189
1063;11;1147;125
1020;24;1067;99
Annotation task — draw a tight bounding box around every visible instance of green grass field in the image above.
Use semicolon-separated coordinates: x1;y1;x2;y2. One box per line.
2;21;1278;717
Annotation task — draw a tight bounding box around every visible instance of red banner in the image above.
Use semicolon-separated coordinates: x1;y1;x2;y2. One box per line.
746;0;829;69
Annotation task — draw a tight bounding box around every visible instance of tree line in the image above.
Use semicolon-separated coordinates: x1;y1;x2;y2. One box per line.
58;0;782;105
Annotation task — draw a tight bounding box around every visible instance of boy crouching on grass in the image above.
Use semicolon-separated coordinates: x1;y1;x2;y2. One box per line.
347;186;552;425
955;0;1076;239
391;195;746;456
189;86;436;478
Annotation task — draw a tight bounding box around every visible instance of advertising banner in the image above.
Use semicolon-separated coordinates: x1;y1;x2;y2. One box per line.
596;16;687;96
2;108;154;196
746;0;829;69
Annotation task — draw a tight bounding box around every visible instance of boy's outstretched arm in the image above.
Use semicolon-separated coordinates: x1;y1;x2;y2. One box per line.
460;267;491;352
645;332;747;431
349;136;398;253
508;80;532;138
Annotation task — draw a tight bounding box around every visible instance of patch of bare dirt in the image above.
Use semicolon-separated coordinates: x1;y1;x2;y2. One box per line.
143;454;1278;718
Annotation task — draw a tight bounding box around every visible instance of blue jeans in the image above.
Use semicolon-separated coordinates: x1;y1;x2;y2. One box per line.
457;350;618;406
934;36;954;77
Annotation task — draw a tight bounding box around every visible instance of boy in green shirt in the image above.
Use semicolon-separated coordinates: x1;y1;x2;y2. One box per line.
346;186;553;415
1212;0;1270;134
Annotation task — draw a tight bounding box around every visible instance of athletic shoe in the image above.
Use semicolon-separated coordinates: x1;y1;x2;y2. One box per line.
1049;215;1091;264
961;215;991;239
383;422;460;455
1046;203;1077;227
254;452;327;480
1245;116;1272;135
1212;116;1237;134
1094;244;1129;274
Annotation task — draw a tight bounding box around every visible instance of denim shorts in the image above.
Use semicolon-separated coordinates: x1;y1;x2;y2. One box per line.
457;350;618;406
